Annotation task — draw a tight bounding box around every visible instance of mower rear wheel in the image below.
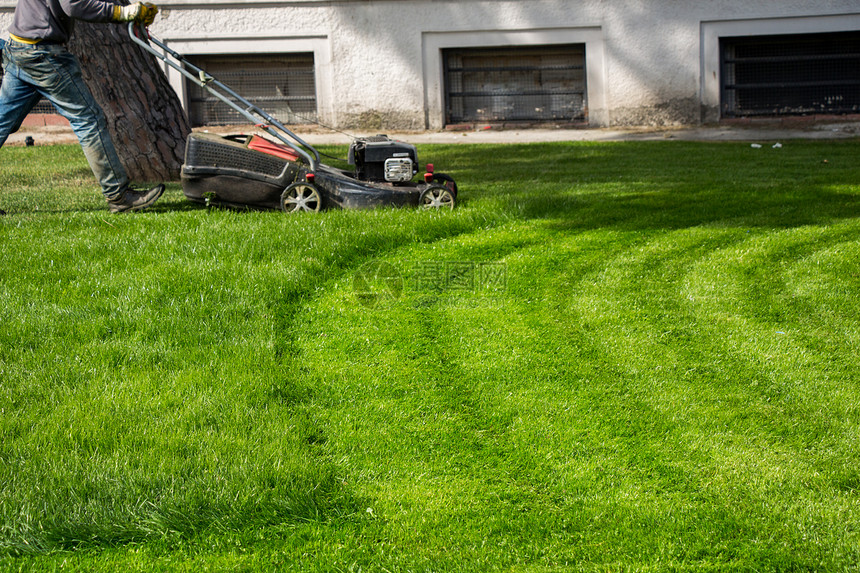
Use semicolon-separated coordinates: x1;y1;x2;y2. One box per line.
419;185;456;210
281;182;322;213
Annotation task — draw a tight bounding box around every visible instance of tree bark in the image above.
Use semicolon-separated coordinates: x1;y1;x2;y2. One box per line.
68;21;190;182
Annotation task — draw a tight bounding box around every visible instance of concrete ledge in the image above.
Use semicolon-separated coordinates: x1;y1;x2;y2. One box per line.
721;114;860;127
5;117;860;147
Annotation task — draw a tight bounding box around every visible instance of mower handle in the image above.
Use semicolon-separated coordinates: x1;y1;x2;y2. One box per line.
127;22;320;171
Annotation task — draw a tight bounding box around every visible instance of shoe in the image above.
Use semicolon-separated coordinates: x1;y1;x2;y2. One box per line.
108;184;165;213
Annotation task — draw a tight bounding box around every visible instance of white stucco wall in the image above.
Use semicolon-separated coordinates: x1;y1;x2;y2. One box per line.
3;0;860;128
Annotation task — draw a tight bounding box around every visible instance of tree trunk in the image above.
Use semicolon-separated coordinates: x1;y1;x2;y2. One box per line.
68;21;190;182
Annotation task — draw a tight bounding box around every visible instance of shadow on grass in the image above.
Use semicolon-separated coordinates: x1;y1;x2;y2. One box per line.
0;188;197;215
534;184;860;232
449;139;860;232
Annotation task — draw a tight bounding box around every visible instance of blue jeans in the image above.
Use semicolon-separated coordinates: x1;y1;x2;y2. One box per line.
0;39;129;200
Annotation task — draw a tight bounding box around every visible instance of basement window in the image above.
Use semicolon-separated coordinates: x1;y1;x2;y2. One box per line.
721;31;860;118
443;44;587;125
186;53;316;126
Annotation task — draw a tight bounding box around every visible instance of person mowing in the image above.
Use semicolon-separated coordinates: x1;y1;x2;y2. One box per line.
0;0;164;213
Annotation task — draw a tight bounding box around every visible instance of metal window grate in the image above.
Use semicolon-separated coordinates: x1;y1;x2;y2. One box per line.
186;53;317;126
721;31;860;118
443;45;587;124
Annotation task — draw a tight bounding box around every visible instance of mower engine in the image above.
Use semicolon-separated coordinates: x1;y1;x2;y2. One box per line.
348;135;419;183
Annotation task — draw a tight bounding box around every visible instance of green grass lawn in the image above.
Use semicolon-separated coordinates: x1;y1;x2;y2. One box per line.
1;138;859;571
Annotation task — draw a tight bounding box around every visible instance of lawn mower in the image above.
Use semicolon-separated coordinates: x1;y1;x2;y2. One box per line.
129;24;457;212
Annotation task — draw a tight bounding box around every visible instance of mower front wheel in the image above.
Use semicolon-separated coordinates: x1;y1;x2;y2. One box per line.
419;185;456;210
281;182;322;213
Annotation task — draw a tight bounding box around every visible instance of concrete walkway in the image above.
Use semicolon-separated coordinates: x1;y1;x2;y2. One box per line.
6;119;860;147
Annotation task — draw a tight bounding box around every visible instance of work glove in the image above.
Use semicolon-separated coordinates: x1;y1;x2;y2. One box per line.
113;2;159;26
